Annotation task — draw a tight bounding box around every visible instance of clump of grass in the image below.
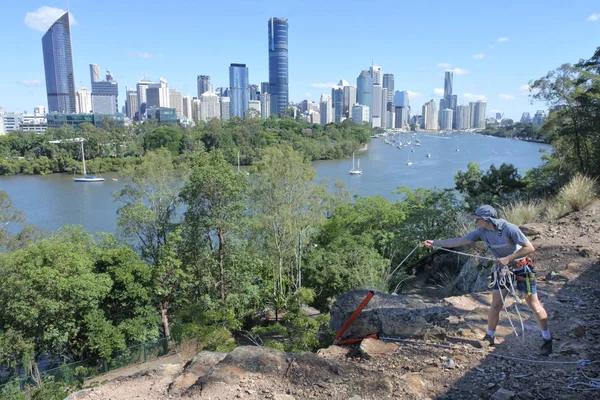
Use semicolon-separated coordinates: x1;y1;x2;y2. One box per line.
498;199;541;226
539;199;570;222
557;174;597;212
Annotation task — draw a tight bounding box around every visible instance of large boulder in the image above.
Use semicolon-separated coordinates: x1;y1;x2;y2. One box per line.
329;290;454;340
454;257;492;293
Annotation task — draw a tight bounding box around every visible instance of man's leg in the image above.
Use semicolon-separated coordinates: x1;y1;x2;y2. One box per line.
525;294;549;331
488;289;509;332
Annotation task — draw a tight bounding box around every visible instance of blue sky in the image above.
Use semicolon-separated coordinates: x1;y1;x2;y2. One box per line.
1;0;599;120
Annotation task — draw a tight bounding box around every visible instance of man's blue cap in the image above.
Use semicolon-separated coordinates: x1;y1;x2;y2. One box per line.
470;204;498;219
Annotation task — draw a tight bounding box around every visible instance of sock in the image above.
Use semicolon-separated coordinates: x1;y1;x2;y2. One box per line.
541;329;551;340
487;330;495;338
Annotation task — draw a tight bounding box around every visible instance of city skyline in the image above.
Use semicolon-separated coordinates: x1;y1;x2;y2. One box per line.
2;1;600;119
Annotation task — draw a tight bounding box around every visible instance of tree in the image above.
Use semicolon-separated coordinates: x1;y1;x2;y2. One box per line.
530;63;600;175
250;145;338;318
115;149;189;338
455;162;527;208
181;151;249;302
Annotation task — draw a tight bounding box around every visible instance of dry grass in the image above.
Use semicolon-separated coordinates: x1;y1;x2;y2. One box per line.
539;199;571;222
557;174;598;212
499;200;541;226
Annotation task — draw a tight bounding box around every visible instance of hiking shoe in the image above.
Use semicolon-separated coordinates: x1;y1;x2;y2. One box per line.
477;334;495;348
540;337;553;356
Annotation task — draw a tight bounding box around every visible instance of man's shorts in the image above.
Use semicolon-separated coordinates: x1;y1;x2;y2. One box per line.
490;268;537;296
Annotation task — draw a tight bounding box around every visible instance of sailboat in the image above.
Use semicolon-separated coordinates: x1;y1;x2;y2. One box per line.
455;136;460;152
426;151;431;158
406;151;413;166
349;152;362;175
73;140;104;182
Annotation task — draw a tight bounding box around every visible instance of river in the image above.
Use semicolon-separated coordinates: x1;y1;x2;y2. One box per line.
0;133;551;234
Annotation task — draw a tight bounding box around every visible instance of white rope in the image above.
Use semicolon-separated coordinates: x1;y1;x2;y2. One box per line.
432;246;525;341
380;244;421;292
380;336;600;390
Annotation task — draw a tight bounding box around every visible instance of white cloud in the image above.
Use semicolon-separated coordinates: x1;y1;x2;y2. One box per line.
17;80;43;87
24;7;76;32
499;94;516;100
407;90;421;99
588;13;600;21
126;51;163;58
463;93;487;102
472;53;485;60
309;82;337;88
497;37;510;42
519;84;531;96
432;88;444;97
450;68;469;76
437;62;452;68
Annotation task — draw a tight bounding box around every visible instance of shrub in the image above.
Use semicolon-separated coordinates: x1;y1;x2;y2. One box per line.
539;199;570;221
557;174;597;212
499;200;541;226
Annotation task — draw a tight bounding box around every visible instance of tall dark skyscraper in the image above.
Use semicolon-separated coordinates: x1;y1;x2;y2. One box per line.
42;12;76;113
229;64;249;117
444;71;453;102
197;75;211;97
268;17;289;116
383;74;394;103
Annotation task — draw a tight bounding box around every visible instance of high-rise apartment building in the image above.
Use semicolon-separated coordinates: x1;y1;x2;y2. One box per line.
319;94;333;125
200;91;220;121
136;76;153;119
474;101;487;128
268;17;289;115
42;12;76;113
220;97;231;121
182;96;193;119
76;86;92;114
441;109;453;130
169;89;183;116
455;104;471;130
125;89;138;119
229;64;249;117
146;78;170;110
261;93;271;119
352;104;369;124
423;99;438;131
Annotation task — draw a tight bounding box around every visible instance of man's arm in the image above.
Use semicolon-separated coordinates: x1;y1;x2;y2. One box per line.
497;240;535;266
422;237;474;248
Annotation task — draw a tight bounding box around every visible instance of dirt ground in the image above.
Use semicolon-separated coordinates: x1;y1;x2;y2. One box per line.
69;201;600;400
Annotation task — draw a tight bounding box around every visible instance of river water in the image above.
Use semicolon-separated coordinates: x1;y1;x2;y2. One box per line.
0;133;550;234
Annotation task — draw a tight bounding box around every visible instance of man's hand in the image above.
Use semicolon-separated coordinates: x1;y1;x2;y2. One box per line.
497;256;511;266
422;240;434;248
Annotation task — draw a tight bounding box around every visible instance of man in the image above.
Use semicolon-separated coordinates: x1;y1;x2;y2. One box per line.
422;205;552;355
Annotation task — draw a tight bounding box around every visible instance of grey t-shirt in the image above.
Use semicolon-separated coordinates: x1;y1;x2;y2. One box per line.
464;218;529;259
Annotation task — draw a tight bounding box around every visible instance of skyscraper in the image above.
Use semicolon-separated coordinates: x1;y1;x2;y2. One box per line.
372;84;382;128
125;89;138;119
357;70;373;119
331;86;344;122
441;109;453;131
220;97;231;121
474;101;487;128
91;69;119;114
369;65;382;85
229;64;249;117
200;91;221;121
343;85;356;119
320;94;333;125
42;12;76;113
146;78;170;109
197;75;211;97
268;17;289;115
75;86;92;114
383;74;394;103
169;89;183;116
182;95;193;119
444;71;453;105
90;64;100;84
261;93;271;119
136;76;153;120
